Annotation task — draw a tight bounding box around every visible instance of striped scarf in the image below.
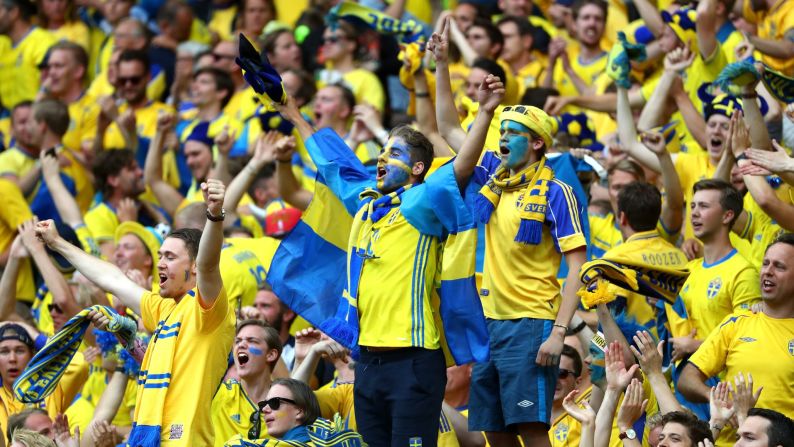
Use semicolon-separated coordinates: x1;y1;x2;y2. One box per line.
326;1;426;44
224;415;367;446
319;186;412;358
14;305;136;403
475;158;554;244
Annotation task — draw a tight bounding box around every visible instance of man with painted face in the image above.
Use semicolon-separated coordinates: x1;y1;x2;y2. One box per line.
212;320;283;446
35;178;236;446
275;68;504;446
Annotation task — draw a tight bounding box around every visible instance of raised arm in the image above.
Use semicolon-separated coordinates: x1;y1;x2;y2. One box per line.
696;0;720;61
453;74;503;188
745;140;794;187
19;219;81;318
747;31;794;60
275;97;315;143
35;219;145;315
411;65;453;156
642;130;684;234
196;179;226;305
273;136;312;211
210;125;235;187
595;341;639;447
637;46;694;132
223;132;278;213
0;237;28;322
144;113;185;217
617;86;663;172
630;330;682;413
447;15;478;66
430;16;467;151
40;152;84;228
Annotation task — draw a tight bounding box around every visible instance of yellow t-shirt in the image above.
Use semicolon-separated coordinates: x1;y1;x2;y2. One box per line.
62;92;100;154
208;5;237;41
0;147;38;179
137;287;236;446
514;58;546;100
211;379;267;447
481;175;587;320
65;368;137;433
589;212;679;260
738;184;793;267
223;87;261;124
551;45;608;110
742;0;794;75
0;178;32;255
219;237;280;310
0;27;56;109
47;21;91;51
676;250;760;340
356;208;442;349
550;386;593;447
690;312;794;445
84;202;120;245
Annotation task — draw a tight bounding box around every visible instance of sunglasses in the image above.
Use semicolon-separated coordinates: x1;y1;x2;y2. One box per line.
248;409;262;439
118;75;144;86
48;303;63;314
558;368;577;380
323;36;347;44
258;396;298;411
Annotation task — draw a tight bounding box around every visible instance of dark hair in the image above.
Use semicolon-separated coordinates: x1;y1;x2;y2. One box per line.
468;18;504;56
11;100;33;121
617;181;661;232
237;319;283;369
156;0;190;25
659;411;713;445
747;408;794;447
262;28;292;57
193;66;235;108
327;82;356;114
32;99;70;137
2;0;36;21
572;0;608;21
269;378;321;425
389;125;434;183
471;57;507;88
6;409;48;443
283;69;316;106
37;0;76;27
496;15;534;38
521;87;559;110
92;148;137;197
766;233;794;254
118;49;151;74
692;179;743;227
247;163;276;198
608;158;646;183
561;344;583;377
166;228;202;261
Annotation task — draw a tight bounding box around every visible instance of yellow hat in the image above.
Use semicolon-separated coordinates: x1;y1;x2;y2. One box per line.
114;221;164;281
499;105;559;148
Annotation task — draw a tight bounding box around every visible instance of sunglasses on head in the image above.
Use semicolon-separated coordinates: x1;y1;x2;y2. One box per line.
258;396;298;411
558;368;577;380
118;75;144;86
48;303;63;314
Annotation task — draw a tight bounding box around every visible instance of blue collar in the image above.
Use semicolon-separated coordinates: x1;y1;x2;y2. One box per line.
716;21;737;43
282;425;311;442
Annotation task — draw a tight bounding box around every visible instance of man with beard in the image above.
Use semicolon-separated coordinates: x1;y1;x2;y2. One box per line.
248;286;296;369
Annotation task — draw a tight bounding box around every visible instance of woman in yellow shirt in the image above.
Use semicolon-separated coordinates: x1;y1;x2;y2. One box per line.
38;0;90;50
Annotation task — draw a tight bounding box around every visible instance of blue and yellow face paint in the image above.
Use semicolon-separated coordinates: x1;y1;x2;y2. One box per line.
588;331;607;387
377;137;413;193
499;120;533;170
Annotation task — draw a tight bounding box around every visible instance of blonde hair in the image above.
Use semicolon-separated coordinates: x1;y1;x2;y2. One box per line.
11;429;56;447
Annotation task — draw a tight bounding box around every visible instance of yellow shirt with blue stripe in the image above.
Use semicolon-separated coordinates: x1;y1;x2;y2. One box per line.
550;386;593;447
551;46;608;111
479;155;587;321
0;147;38;179
0;27;56;109
671;250;760;341
211;379;267;447
137;287;236;446
220;237;281;310
690;312;794;445
736;183;792;267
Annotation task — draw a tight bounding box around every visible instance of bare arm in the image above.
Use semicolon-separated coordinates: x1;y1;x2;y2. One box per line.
632;0;665;36
195;180;226;306
747;32;794;60
447;16;478;66
453;75;503;188
677;362;711;403
630;330;682;414
671;82;709;149
696;0;720;61
210;126;235;187
35;220;145;315
0;238;27;322
430;16;467;152
413;67;453;156
40;152;84;227
274;136;313;211
643;131;684;234
223;132;278;212
144;114;185;217
442;402;485;447
617;87;663;172
595;341;640;447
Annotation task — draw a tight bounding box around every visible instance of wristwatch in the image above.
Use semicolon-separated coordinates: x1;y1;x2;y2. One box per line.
206;208;226;222
619;429;637;441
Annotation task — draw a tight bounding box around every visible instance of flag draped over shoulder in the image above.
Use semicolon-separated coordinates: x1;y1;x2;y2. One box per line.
14;305;136;403
266;129;489;365
577;232;689;308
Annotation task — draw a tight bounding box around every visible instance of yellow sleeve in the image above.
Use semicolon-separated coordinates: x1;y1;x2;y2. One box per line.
0;179;32;252
84;206;118;243
730;265;761;312
74;224;101;257
59;351;90;405
689;314;741;377
140;291;176;332
195;287;231;333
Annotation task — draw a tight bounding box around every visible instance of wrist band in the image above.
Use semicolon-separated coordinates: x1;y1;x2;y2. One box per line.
567;320;587;335
553;324;569;331
710;424;723;432
735;153;748;162
415;92;430;98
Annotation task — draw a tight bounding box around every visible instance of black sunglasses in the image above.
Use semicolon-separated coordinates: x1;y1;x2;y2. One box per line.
248;409;262;439
258;396;298;411
558;368;577;380
118;75;144;86
48;303;63;314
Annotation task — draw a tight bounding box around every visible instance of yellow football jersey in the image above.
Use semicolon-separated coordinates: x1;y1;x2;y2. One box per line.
62;93;100;154
211;379;266;447
690;312;794;445
481;177;587;320
550;387;593;447
208;5;237;41
0;27;56;109
674;152;717;241
356;208;443;349
742;0;794;75
220;237;280;309
317;68;386;112
47;21;91;51
550;45;608;112
677;250;760;340
137;287;236;446
0;147;38;179
0;178;33;255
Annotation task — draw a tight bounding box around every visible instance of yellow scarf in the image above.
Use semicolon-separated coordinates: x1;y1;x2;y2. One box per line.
476;158;554;244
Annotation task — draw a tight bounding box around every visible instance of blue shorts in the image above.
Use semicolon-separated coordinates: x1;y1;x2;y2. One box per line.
469;318;558;432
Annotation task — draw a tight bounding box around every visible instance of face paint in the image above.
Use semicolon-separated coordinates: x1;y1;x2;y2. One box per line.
499;120;532;170
377;137;413;193
588;333;607;387
248;346;264;356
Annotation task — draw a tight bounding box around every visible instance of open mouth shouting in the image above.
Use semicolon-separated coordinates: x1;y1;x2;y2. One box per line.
237;351;250;366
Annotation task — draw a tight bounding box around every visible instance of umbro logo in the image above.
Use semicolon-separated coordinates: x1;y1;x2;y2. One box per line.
739;337;757;342
517;400;534;408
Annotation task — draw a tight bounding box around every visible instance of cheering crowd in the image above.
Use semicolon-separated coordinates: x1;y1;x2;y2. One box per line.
1;0;794;445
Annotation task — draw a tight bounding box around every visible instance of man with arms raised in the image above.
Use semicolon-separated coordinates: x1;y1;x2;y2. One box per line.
35;178;235;446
